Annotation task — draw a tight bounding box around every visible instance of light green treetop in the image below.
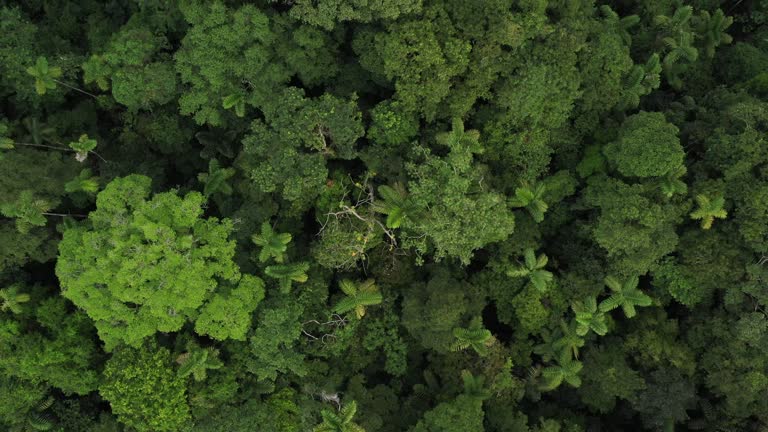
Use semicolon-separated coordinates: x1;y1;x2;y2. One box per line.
56;175;261;349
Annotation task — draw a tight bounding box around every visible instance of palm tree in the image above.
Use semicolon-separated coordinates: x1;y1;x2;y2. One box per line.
506;248;553;293
265;262;309;293
600;276;653;318
176;344;223;382
690;194;727;229
553;320;585;360
313;401;365;432
26;56;62;95
372;183;417;229
509;181;548;223
252;222;292;263
333;279;383;319
0;285;31;314
572;297;608;336
541;352;583;391
451;317;493;356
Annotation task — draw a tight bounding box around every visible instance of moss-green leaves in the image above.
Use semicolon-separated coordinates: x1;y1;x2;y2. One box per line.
334;279;382;319
252;222;292;263
509;181;548;223
600;276;653;318
690;194;727;229
506;248;554;293
26;57;61;95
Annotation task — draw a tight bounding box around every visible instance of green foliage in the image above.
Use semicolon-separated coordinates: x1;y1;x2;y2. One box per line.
334;279;383;319
64;169;99;194
0;190;52;234
313;400;365;432
572;297;608;337
176;343;223;382
0;285;30;315
603;112;684;178
372;183;416;229
56;175;256;349
287;0;422;30
600;276;653;318
67;134;97;162
658;165;687;198
26;57;61;95
451;317;493;356
265;262;310;294
541;352;583;391
100;344;191;432
509;181;548;223
403;120;514;263
252;222;292;263
0;2;766;431
690;194;727;229
198;159;234;198
506;248;554;293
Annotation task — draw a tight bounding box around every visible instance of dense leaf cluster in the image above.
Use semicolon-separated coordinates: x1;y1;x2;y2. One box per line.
0;1;766;431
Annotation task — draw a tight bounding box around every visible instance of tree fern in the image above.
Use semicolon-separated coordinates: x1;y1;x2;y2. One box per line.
506;248;554;293
553;320;585;360
372;182;416;229
541;352;583;391
252;222;292;263
509;181;548;223
333;279;383;319
451;317;493;356
690;194;727;229
572;297;608;336
265;262;309;293
600;276;653;318
176;344;223;382
313;400;365;432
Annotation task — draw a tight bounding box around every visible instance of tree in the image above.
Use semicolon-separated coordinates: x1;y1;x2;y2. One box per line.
600;276;653;318
572;297;608;336
541;352;583;391
100;344;191;432
252;222;292;263
56;175;260;349
451;317;493;356
603;112;684;178
402;119;515;263
313;400;365;432
334;279;383;319
0;285;30;314
690;194;727;229
506;248;554;293
264;262;310;294
26;57;60;95
509;181;548;223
